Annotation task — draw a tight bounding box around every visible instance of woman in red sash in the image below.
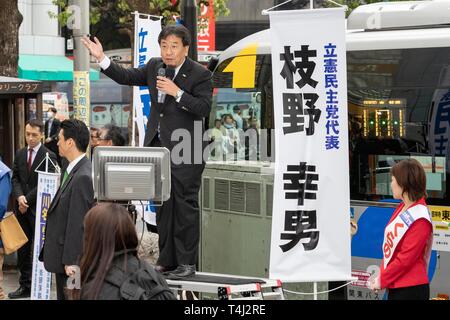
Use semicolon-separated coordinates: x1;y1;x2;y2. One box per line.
369;159;433;300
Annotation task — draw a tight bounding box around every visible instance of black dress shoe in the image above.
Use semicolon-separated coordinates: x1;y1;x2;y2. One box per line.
155;265;176;273
166;265;196;278
8;286;31;299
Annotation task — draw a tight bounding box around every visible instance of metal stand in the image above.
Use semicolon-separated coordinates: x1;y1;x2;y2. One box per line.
165;272;285;300
127;203;137;224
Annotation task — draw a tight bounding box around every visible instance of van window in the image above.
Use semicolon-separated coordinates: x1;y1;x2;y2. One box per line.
209;55;273;161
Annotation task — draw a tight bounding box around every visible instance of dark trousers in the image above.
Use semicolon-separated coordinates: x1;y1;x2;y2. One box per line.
156;165;204;267
150;136;205;267
388;284;430;300
55;273;68;300
15;210;35;289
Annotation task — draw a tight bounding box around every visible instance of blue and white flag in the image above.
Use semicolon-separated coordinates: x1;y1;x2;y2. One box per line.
133;15;162;147
31;172;59;300
132;14;162;226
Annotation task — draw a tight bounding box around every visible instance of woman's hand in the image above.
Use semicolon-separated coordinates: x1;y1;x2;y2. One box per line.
368;275;381;291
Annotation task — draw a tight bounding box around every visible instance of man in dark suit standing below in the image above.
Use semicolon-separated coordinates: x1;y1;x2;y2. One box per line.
9;120;57;299
44;107;61;165
40;119;94;300
82;25;212;278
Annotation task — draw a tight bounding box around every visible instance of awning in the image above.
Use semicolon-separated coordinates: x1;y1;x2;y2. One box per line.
18;54;100;82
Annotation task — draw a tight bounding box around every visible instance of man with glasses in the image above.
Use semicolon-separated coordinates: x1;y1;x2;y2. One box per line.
97;124;126;147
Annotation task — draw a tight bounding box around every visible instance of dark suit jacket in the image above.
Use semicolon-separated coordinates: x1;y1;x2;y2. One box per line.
11;145;57;215
44;118;61;140
44;118;61;156
40;156;94;274
102;57;212;166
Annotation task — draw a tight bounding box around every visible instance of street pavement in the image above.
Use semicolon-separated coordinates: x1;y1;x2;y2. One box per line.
1;267;57;300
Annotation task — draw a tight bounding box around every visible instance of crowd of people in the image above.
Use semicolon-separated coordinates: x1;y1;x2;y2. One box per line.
1;24;200;301
208;112;260;161
0;117;172;301
0;23;435;301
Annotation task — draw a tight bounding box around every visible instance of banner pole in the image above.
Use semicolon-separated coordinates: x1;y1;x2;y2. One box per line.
131;11;138;147
314;282;318;300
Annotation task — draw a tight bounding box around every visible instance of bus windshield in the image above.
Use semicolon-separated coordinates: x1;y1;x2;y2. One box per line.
348;47;450;204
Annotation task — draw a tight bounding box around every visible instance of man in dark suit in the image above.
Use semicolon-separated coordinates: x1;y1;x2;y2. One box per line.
9;120;57;299
39;119;94;300
82;24;212;278
44;107;61;165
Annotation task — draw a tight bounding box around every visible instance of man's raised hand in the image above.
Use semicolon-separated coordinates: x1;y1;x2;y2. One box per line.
81;36;105;62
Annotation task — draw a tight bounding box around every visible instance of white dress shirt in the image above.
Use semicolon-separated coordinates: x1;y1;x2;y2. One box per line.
66;154;86;175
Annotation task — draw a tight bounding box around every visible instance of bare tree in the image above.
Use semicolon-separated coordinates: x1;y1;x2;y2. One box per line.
0;0;23;77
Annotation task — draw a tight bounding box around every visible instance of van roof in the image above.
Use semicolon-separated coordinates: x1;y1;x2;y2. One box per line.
217;0;450;65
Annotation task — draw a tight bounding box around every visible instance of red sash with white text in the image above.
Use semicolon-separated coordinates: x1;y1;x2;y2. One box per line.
383;204;433;269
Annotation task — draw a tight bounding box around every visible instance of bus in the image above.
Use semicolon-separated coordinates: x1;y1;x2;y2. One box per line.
200;0;450;299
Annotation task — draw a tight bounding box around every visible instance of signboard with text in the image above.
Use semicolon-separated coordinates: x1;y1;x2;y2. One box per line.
269;8;351;282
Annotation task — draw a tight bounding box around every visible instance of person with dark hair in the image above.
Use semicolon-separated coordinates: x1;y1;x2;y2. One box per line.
208;119;224;160
109;105;117;126
90;128;99;145
232;105;243;130
82;24;212;278
80;203;175;300
369;158;433;300
157;24;191;46
222;114;240;160
8;120;57;299
97;124;126;147
44;107;61;165
39;119;94;300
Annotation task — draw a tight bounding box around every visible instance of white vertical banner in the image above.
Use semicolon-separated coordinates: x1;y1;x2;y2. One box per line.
31;172;59;300
269;8;352;282
133;15;162;147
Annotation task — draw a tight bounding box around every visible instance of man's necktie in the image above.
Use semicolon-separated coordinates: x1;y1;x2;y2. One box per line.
48;120;52;137
61;170;69;187
27;149;33;171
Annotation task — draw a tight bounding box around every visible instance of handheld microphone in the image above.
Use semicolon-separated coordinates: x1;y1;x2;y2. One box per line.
157;68;166;103
157;67;175;104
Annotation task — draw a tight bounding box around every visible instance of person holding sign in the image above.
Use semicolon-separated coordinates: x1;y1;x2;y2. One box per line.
369;159;433;300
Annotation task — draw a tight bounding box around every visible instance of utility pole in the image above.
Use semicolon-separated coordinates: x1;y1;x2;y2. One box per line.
71;0;90;128
181;0;198;62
